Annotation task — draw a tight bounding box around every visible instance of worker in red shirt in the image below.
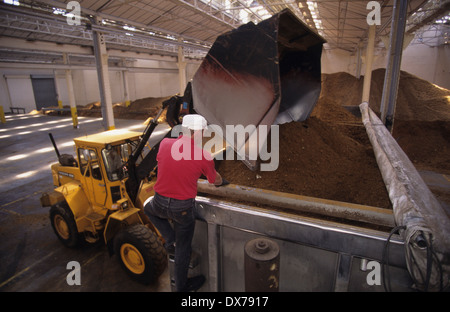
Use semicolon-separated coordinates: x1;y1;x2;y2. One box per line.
144;114;227;292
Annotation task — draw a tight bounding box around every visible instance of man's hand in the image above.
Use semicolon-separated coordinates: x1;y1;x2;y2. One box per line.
213;171;229;186
215;178;230;187
213;171;229;187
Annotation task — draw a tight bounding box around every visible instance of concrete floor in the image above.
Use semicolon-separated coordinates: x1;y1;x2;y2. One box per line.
1;113;449;292
0;113;171;292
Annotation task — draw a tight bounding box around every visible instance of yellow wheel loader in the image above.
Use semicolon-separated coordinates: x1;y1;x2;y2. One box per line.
40;106;173;285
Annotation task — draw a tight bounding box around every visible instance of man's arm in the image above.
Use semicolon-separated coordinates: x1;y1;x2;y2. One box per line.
203;158;228;186
213;171;223;186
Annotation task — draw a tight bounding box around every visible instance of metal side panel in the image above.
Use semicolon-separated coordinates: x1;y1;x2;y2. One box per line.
191;197;413;292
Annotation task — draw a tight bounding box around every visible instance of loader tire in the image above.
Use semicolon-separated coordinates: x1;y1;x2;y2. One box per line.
114;224;167;285
50;202;81;248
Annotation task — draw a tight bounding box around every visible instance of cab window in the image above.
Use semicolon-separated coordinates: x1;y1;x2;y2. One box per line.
102;143;130;181
78;148;103;180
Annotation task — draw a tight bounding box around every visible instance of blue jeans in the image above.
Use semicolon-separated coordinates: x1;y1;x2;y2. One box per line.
144;192;195;291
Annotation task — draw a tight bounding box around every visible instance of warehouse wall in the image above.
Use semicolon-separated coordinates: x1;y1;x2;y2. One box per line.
399;44;449;89
321;48;354;74
1;59;201;113
1;69;58;113
4;76;35;112
55;62;200;108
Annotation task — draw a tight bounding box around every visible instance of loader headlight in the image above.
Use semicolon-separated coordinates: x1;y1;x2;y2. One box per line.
112;198;129;210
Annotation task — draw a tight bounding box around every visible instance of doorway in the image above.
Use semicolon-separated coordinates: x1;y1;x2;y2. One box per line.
31;76;58;110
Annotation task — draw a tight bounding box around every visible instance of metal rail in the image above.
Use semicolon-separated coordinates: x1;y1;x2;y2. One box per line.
197;180;395;228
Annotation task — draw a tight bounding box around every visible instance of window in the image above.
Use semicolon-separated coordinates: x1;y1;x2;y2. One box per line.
102;143;131;181
78;148;102;180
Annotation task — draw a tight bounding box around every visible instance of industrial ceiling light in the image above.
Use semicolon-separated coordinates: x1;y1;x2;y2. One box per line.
435;13;450;24
3;0;19;6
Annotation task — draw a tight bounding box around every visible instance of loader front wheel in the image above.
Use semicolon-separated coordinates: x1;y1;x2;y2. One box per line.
50;202;80;248
114;224;167;285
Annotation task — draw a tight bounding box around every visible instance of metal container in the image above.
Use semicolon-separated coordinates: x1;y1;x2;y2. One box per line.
244;238;280;292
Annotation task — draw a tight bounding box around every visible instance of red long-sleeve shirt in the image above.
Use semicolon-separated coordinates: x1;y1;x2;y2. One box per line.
154;135;217;200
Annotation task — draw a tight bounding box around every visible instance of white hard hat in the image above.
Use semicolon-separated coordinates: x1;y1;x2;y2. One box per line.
182;114;207;130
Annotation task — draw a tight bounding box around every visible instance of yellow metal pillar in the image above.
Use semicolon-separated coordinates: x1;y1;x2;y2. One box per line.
0;74;11;123
0;106;6;124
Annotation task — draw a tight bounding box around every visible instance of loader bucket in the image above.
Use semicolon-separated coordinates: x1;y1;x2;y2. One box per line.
191;9;325;170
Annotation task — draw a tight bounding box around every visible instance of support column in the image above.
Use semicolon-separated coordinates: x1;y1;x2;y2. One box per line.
92;17;115;131
355;42;363;79
380;0;408;133
63;54;78;128
54;70;63;109
177;39;187;95
122;70;131;107
0;74;11;123
361;25;376;104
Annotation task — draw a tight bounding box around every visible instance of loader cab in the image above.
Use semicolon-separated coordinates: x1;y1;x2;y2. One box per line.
73;130;142;209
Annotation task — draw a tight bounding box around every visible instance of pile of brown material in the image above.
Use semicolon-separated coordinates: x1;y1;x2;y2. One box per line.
313;72;362;123
119;96;169;119
315;69;450;174
83;96;169;120
44;96;169;120
317;69;450;122
370;69;450;121
393;120;450;174
217;69;450;208
217;117;391;208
